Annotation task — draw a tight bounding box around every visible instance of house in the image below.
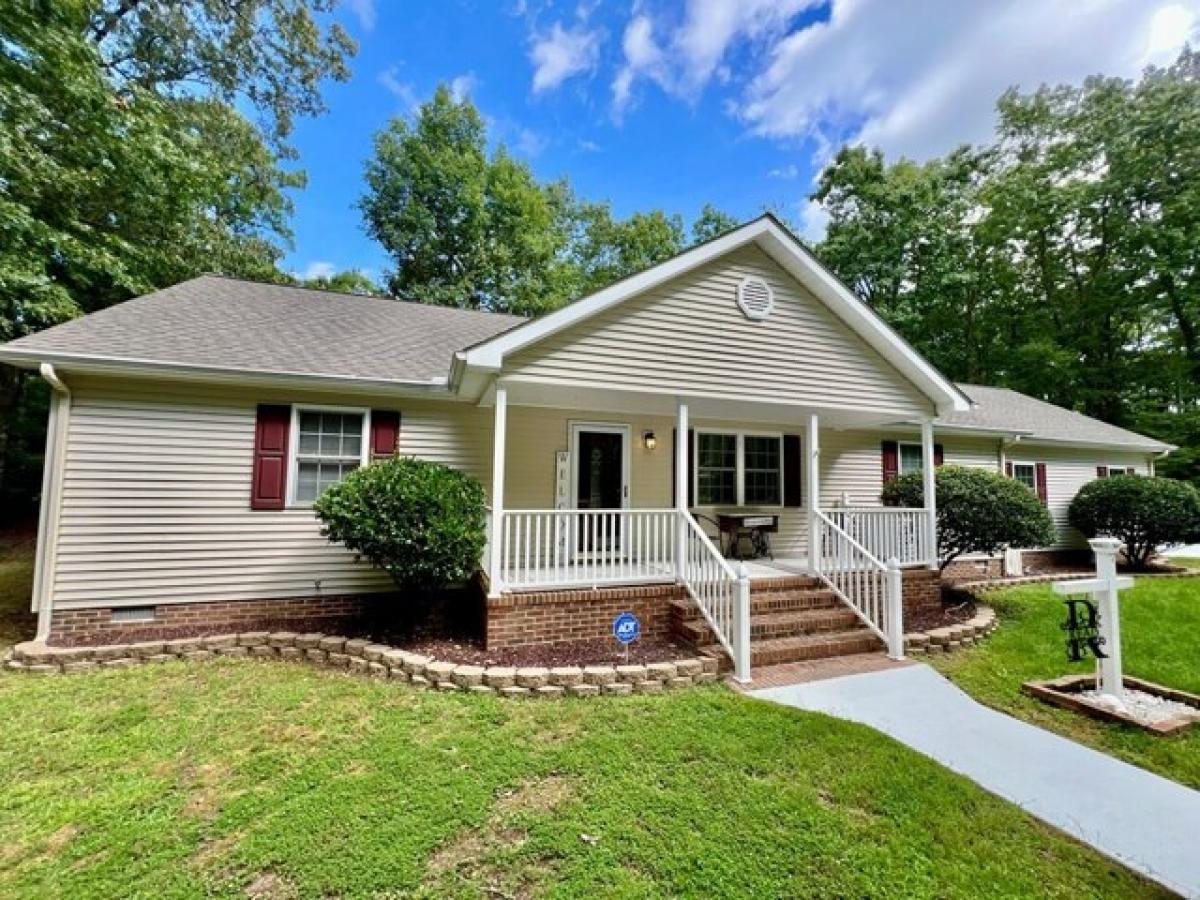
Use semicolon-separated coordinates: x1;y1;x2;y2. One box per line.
0;216;1172;680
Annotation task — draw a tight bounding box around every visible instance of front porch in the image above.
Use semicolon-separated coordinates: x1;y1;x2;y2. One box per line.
481;386;941;681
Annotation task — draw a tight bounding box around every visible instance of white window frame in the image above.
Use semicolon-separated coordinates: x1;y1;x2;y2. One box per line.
898;441;925;475
1011;462;1037;492
694;429;784;508
1103;464;1138;477
287;405;370;508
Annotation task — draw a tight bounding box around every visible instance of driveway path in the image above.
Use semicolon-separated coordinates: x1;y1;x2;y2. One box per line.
751;665;1200;897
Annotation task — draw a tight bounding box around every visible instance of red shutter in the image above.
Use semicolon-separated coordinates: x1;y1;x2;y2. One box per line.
1035;462;1048;505
934;443;944;467
1096;465;1108;479
1005;461;1013;478
783;434;802;507
881;441;899;483
251;404;290;510
370;410;401;461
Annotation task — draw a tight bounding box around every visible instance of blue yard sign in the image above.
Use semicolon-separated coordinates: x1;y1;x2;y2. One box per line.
613;611;641;646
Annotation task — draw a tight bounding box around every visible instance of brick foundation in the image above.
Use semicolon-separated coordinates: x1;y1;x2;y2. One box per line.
48;584;485;647
486;583;685;649
943;557;1003;581
901;568;942;618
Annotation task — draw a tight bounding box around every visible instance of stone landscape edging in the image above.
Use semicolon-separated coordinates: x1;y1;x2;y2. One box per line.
904;604;997;655
4;632;720;698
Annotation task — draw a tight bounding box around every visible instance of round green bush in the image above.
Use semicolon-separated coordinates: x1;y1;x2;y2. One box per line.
313;457;488;589
881;465;1056;569
1068;475;1200;569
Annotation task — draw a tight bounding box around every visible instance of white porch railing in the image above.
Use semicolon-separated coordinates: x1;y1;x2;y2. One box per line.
812;510;904;659
679;511;751;682
497;508;676;590
825;507;931;568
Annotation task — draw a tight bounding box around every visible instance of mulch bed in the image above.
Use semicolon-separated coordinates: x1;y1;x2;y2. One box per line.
395;636;694;668
905;599;977;634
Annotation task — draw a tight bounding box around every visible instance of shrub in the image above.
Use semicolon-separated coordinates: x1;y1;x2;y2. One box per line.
314;457;488;589
881;465;1056;570
1068;475;1200;569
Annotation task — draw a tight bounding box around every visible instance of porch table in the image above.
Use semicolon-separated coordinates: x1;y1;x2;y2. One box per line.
714;512;778;561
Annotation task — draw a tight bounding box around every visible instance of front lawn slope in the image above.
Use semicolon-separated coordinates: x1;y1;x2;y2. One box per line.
0;662;1159;898
935;578;1200;789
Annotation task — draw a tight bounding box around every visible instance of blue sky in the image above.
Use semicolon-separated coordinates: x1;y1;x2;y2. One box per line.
282;0;1197;282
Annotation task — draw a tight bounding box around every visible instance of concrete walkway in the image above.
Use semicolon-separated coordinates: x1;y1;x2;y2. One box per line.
751;665;1200;897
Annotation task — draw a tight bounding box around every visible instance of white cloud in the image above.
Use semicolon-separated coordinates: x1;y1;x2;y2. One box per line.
611;0;814;116
737;0;1199;162
377;67;418;109
516;128;547;157
449;72;479;101
529;21;603;93
344;0;376;31
577;138;602;153
299;261;337;280
798;198;831;242
768;164;799;180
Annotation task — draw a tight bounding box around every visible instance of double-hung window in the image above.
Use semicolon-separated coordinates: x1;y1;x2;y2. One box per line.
899;442;924;475
1012;462;1037;492
695;431;783;506
291;408;368;505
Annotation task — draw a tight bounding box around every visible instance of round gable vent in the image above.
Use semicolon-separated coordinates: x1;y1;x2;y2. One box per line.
736;276;774;321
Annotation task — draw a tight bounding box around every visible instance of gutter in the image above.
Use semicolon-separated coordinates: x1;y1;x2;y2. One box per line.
0;349;456;398
32;364;70;642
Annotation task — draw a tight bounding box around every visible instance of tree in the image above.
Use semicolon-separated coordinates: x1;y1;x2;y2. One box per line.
85;0;354;148
811;49;1200;478
570;204;686;295
691;204;740;243
1068;475;1200;569
0;0;354;516
299;270;382;295
360;86;576;315
881;466;1056;570
314;457;488;589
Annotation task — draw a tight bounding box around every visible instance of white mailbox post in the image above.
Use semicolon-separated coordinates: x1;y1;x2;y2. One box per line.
1052;537;1134;698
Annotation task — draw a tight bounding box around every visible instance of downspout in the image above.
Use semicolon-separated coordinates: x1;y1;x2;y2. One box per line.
32;363;70;642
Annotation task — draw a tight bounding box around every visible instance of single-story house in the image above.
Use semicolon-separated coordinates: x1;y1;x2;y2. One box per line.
0;216;1172;679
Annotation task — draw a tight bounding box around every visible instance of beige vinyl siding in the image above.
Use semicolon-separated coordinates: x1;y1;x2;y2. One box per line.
505;246;934;419
1007;446;1151;549
51;376;491;610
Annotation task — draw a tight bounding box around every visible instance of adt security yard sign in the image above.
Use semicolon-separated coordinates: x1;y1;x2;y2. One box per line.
613;611;641;646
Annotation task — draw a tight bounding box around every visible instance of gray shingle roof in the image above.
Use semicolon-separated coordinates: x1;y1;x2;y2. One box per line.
0;276;1171;453
0;275;525;383
947;383;1171;452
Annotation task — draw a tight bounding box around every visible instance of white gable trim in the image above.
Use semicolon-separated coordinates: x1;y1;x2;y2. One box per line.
456;216;971;414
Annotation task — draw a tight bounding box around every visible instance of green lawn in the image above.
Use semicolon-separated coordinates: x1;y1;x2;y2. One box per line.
934;577;1200;789
0;526;35;651
0;661;1162;899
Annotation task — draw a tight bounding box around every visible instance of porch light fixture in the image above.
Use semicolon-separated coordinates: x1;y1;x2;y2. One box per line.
643;430;658;450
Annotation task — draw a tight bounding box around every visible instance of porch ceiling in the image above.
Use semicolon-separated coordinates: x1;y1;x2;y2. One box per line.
485;378;921;430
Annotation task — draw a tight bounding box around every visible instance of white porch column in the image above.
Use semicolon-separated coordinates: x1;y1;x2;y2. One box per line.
675;399;689;579
487;385;507;596
921;419;937;570
807;413;820;575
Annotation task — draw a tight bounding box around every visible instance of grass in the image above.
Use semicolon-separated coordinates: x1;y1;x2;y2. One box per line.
934;577;1200;789
0;662;1162;899
0;525;35;651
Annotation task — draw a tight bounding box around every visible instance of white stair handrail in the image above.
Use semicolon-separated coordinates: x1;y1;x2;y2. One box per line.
813;509;905;660
679;511;751;682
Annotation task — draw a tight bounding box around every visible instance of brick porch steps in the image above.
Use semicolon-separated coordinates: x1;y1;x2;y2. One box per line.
672;575;886;671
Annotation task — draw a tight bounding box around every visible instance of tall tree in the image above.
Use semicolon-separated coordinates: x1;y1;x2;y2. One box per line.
360;86;575;315
0;0;354;514
810;48;1200;485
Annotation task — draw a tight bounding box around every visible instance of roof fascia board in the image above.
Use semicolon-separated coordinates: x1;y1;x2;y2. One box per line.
1008;434;1175;453
0;349;455;398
